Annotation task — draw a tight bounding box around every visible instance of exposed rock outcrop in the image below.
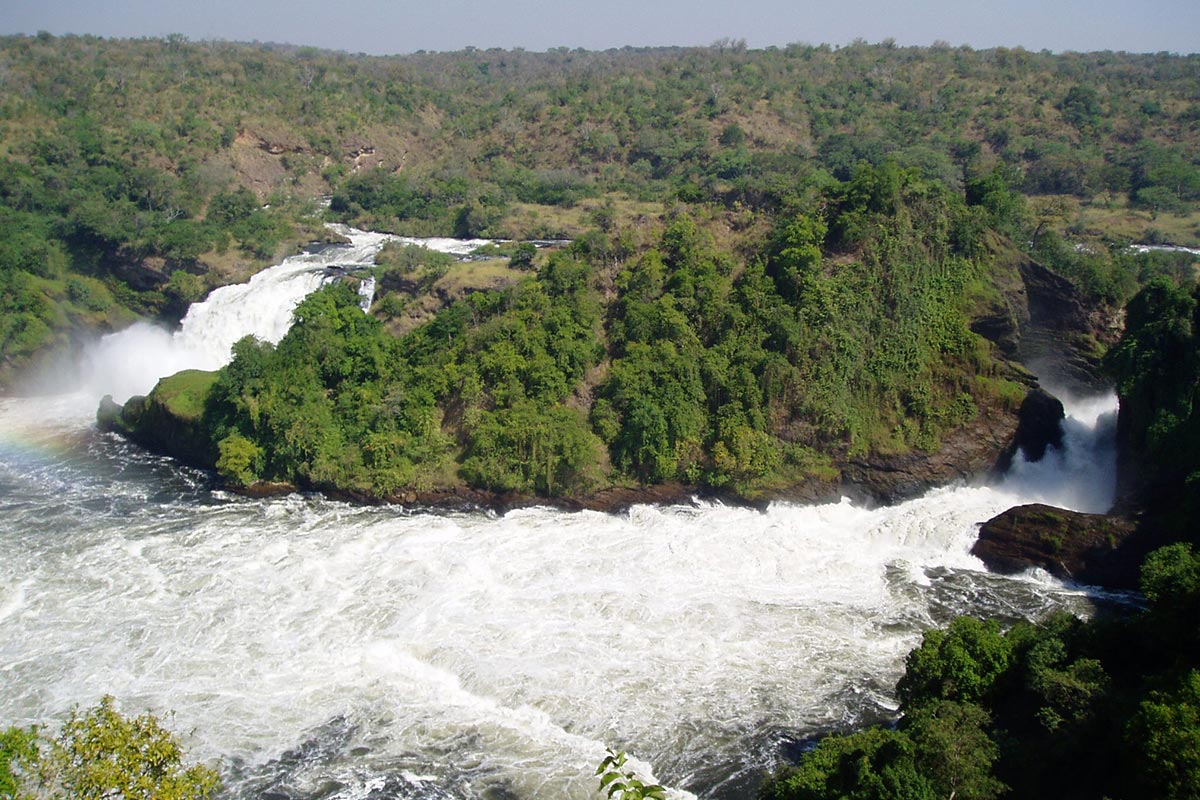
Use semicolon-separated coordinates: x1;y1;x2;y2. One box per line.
996;387;1065;471
969;236;1031;360
972;503;1152;589
97;370;218;469
1017;257;1120;393
971;235;1121;393
843;405;1022;504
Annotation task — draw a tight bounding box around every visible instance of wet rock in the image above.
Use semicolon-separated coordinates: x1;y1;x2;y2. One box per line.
972;503;1149;589
843;404;1021;504
233;481;298;499
997;387;1065;471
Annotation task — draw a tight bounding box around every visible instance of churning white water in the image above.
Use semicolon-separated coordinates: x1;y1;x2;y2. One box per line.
0;237;1120;799
72;226;491;410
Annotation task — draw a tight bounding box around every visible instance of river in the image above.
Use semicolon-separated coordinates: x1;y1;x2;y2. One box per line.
0;231;1119;799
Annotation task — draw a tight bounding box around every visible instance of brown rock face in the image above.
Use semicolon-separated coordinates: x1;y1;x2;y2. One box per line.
971;235;1121;394
843;405;1021;504
1016;258;1118;393
971;503;1151;589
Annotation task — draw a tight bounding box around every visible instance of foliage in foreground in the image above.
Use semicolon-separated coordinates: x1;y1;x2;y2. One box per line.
761;543;1200;800
0;696;220;800
597;749;667;800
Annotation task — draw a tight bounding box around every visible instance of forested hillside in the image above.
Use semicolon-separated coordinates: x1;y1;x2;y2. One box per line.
4;32;1200;800
2;34;1198;384
105;164;1030;502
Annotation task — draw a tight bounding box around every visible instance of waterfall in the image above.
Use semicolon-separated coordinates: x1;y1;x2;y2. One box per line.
357;275;377;311
69;226;495;409
999;391;1119;514
0;227;1124;800
79;227;392;405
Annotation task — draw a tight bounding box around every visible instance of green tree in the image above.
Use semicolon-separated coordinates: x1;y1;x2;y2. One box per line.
905;701;1005;800
509;241;538;270
761;726;936;800
768;213;827;303
896;617;1012;708
3;698;219;800
1060;85;1102;132
1105;278;1199;488
1129;671;1200;800
215;433;261;486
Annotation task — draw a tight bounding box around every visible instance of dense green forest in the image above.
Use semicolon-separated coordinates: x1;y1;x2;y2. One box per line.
110;163;1053;501
758;274;1200;799
2;33;1199;383
4;33;1200;798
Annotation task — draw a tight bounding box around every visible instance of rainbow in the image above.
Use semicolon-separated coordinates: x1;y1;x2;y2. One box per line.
0;393;101;467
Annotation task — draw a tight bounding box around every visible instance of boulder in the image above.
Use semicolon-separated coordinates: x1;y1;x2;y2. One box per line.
996;387;1065;471
972;503;1149;589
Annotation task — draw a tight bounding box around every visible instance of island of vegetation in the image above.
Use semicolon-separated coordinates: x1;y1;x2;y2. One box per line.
104;164;1058;509
1;32;1198;800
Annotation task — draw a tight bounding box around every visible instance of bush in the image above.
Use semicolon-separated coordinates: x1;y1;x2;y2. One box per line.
2;697;220;800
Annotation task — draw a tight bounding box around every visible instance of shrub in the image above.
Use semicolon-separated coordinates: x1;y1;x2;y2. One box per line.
3;697;220;800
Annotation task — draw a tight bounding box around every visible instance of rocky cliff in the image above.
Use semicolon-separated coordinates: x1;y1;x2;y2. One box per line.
970;235;1121;393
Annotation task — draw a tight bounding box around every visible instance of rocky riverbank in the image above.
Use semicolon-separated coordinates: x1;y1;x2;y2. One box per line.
98;377;1059;516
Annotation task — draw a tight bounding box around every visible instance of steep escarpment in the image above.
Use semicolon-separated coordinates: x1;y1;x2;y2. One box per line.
972;274;1199;589
1017;255;1120;392
968;234;1122;393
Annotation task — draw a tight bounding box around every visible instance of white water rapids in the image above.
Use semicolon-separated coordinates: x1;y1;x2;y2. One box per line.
0;232;1120;799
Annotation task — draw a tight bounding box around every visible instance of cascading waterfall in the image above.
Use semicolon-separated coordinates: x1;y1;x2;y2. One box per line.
357;275;377;311
0;234;1122;800
34;226;488;422
999;389;1118;514
80;225;395;407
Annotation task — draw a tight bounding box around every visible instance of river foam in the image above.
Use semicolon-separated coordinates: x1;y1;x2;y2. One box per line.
0;233;1120;799
0;403;1111;798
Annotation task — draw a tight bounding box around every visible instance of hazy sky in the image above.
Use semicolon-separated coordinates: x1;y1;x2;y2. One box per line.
4;0;1197;55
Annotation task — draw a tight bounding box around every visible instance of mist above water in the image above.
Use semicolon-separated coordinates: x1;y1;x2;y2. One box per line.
1000;390;1118;514
0;233;1123;799
76;226;396;406
18;226;495;426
